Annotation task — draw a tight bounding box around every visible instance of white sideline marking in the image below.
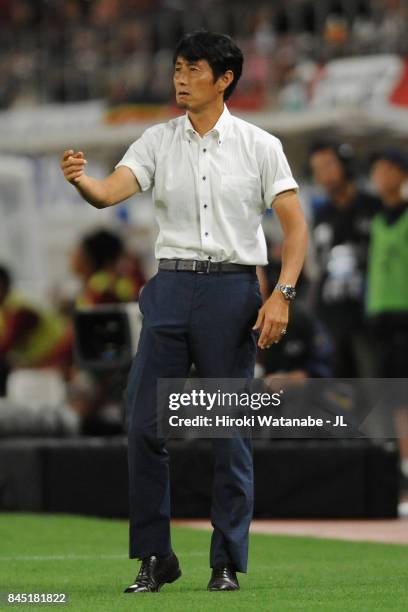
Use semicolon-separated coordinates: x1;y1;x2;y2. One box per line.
0;554;125;561
0;552;207;561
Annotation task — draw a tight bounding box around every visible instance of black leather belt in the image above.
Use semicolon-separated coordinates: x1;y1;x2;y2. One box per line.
158;258;256;274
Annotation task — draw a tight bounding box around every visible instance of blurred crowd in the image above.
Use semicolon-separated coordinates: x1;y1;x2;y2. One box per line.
0;0;407;110
260;143;408;386
0;228;146;434
261;143;408;485
1;142;408;441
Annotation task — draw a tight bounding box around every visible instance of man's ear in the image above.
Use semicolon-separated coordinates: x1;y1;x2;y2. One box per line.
218;70;234;95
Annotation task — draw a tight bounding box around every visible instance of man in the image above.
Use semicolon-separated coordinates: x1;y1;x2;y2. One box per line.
309;141;381;377
61;31;307;593
368;149;408;490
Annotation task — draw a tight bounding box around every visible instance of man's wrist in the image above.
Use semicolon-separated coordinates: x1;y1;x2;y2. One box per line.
274;283;296;301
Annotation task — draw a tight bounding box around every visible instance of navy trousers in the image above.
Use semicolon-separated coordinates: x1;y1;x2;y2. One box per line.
126;268;261;572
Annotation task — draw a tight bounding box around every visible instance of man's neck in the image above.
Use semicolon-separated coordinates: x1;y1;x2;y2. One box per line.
331;182;356;208
187;100;225;137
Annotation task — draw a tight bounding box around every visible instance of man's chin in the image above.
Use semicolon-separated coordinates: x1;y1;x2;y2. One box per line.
176;101;191;110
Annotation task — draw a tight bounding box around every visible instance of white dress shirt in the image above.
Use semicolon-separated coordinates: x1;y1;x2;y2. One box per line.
116;105;298;265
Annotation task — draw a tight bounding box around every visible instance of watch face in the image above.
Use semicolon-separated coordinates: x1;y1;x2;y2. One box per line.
283;286;296;300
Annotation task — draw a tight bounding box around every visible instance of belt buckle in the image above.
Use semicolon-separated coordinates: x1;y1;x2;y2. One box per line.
193;259;211;274
196;260;206;274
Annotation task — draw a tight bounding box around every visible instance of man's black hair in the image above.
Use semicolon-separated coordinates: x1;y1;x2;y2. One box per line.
309;139;354;160
81;229;124;272
309;139;355;179
173;30;244;101
0;265;11;292
370;147;408;173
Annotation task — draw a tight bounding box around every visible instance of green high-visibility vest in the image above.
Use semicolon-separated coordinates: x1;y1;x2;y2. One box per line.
367;208;408;315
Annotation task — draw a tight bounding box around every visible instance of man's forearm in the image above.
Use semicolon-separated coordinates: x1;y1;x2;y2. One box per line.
74;175;111;209
277;222;308;288
271;191;308;290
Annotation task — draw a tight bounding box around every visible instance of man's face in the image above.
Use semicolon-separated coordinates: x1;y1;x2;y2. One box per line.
371;160;406;199
69;246;93;280
173;56;228;111
310;149;347;194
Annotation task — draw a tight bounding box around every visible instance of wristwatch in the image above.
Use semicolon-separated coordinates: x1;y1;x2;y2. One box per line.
275;283;296;301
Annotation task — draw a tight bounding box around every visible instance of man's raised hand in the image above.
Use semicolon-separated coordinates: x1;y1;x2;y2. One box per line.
61;150;88;184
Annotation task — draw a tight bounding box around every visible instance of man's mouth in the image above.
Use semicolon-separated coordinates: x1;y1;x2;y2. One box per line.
177;91;190;96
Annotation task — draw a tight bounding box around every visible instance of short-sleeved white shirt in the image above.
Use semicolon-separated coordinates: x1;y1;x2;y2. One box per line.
116;104;298;265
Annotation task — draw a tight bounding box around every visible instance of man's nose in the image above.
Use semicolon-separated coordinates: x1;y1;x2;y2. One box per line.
175;70;188;85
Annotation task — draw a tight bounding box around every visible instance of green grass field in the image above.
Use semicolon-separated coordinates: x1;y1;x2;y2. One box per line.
0;514;407;612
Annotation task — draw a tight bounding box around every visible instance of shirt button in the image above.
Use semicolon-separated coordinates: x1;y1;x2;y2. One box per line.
202;176;206;181
205;232;209;236
203;148;207;153
203;204;207;208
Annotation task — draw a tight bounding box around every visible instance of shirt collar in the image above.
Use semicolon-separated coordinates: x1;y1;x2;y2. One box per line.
184;104;231;142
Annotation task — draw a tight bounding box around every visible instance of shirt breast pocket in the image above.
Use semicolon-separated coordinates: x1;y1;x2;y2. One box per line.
220;175;261;220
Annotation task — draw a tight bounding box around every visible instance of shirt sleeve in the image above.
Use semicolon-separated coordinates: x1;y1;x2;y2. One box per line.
115;125;161;192
261;137;299;209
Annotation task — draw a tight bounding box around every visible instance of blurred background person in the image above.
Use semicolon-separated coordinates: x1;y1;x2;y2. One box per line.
368;148;408;377
309;140;382;377
368;148;408;489
70;228;145;308
0;264;73;393
66;228;145;435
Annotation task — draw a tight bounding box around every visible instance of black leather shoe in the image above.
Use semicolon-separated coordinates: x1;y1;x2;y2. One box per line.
207;565;240;591
124;552;181;593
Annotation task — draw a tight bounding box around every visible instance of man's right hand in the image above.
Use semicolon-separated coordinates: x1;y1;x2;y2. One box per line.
60;150;140;208
61;150;88;185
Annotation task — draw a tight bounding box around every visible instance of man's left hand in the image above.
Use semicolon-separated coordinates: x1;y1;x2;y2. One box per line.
252;291;289;349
